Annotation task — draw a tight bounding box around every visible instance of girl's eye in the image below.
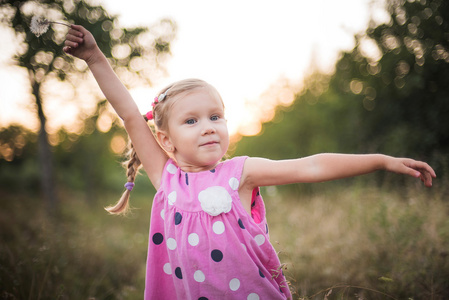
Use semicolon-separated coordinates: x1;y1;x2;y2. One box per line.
186;119;196;125
211;115;220;121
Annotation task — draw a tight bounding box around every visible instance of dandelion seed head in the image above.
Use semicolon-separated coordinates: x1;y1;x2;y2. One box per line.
30;16;50;37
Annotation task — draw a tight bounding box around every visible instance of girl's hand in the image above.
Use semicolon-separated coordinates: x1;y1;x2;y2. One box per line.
385;157;436;187
63;25;99;64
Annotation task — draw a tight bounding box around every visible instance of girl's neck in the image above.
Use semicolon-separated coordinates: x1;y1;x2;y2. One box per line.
175;160;221;173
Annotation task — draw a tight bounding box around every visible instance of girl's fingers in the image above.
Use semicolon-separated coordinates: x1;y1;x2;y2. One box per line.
70;24;84;32
66;33;83;44
402;159;436;187
417;169;433;187
420;172;429;186
407;160;436;178
64;40;78;48
418;162;436;177
68;29;83;38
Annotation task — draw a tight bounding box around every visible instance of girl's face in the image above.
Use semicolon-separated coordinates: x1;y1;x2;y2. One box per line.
160;87;229;172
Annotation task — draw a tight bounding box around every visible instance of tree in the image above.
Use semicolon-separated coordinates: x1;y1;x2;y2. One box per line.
337;0;449;162
0;0;176;211
235;0;448;177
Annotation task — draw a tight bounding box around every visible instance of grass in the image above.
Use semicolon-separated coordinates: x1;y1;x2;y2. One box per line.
1;180;448;299
265;182;449;299
0;190;150;299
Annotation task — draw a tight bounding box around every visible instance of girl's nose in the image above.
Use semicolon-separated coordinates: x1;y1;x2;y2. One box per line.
202;123;216;135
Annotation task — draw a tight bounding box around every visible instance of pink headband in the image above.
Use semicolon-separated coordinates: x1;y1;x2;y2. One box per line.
146;92;167;121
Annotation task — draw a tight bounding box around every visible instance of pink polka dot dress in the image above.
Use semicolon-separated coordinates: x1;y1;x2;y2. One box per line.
144;156;291;299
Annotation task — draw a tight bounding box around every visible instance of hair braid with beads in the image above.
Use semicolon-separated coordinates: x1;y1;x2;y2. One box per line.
105;142;141;214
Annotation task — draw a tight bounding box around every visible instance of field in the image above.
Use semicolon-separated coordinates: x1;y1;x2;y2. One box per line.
1;180;448;299
267;182;449;299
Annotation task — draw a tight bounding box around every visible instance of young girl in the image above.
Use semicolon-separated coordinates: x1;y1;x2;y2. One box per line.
64;25;436;300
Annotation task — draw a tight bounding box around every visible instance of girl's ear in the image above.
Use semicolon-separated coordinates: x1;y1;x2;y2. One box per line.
157;131;175;153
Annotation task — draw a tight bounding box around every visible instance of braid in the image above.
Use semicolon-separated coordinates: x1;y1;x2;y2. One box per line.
105;141;142;215
126;146;141;182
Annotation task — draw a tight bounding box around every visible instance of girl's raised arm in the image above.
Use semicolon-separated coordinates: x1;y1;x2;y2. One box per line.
240;154;436;194
64;25;167;189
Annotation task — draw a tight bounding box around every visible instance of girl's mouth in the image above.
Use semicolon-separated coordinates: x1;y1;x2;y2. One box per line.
200;141;218;147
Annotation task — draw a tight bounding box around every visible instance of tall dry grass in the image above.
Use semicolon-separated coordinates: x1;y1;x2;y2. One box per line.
265;183;449;299
0;190;150;299
1;181;448;299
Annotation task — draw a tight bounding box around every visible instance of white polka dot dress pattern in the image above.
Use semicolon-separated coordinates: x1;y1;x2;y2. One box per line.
144;157;291;299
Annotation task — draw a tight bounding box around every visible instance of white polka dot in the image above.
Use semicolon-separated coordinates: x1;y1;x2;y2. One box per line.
229;177;239;190
167;163;177;174
241;243;247;251
247;293;260;300
229;278;240;291
163;263;172;275
213;221;225;234
167;238;177;250
188;233;199;246
160;209;165;220
255;234;265;246
168;191;177;205
194;270;205;282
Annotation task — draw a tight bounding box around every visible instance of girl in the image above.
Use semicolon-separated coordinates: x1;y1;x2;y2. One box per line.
64;25;435;300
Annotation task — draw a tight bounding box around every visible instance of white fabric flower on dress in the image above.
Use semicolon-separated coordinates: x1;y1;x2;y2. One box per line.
198;186;232;216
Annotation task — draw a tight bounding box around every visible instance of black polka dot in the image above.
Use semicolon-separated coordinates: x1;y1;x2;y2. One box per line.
175;267;182;279
238;218;245;229
185;173;189;185
198;298;209;300
211;249;223;262
210;168;215;173
152;233;163;245
259;269;265;278
175;212;182;225
265;223;269;234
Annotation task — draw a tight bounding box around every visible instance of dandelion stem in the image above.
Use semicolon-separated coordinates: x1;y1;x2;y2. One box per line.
50;21;71;28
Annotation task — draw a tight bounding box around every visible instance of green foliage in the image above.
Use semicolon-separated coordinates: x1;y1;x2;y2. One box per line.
235;0;449;178
0;0;176;209
0;118;157;201
0;105;159;202
0;126;40;192
343;0;449;160
1;0;175;81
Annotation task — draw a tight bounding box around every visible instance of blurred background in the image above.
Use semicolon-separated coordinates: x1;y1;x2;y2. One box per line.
0;0;448;299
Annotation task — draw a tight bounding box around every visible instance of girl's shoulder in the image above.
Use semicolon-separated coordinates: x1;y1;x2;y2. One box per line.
220;156;248;169
216;156;250;179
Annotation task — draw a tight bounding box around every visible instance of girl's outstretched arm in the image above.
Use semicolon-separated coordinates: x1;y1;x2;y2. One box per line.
64;25;167;189
240;154;436;193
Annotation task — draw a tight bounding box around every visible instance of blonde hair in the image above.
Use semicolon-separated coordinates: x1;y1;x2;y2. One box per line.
105;79;223;215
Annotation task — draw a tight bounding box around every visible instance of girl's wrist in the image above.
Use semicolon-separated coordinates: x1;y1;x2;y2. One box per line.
85;47;105;67
379;154;393;171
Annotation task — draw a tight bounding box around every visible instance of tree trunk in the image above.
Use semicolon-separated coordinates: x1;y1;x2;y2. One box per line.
32;77;57;212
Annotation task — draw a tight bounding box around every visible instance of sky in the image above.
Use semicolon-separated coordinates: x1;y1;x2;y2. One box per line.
0;0;388;136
